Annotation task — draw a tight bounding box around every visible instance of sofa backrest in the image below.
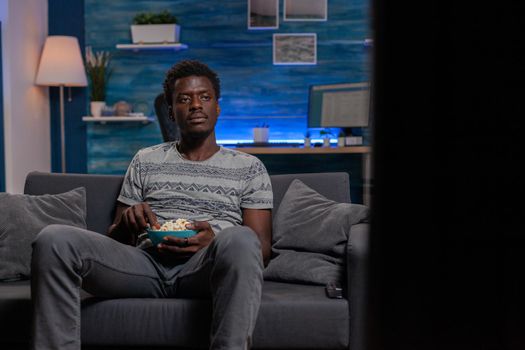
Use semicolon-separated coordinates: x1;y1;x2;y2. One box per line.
270;172;351;210
24;171;350;234
24;172;123;234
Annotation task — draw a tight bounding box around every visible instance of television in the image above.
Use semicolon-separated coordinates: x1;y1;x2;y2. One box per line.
308;82;371;137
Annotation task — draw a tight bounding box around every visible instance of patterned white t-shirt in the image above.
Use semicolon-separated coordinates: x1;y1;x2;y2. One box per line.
118;142;273;245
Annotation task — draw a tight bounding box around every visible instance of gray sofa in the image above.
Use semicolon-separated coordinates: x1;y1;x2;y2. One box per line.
0;171;369;350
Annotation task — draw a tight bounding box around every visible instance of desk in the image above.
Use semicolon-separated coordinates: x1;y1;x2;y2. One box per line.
230;146;371;155
231;146;373;205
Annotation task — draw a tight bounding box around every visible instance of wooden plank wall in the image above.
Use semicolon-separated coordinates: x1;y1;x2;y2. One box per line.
0;21;4;190
85;0;371;174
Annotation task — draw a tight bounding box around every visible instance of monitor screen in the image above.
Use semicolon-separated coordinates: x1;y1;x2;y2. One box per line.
308;82;370;128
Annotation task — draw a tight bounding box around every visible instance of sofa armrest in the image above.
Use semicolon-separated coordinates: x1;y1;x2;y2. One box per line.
346;222;370;350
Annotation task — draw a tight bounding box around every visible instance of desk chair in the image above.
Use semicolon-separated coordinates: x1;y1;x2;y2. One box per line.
154;93;180;142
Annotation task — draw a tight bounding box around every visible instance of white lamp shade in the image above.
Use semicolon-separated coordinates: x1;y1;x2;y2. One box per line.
35;36;87;87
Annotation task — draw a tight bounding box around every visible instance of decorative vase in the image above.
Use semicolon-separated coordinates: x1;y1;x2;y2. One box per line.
90;101;106;118
114;101;132;116
338;137;345;147
304;137;311;148
131;24;181;44
323;136;331;147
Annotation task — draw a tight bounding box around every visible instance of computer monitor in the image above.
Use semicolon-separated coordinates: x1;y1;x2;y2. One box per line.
308;82;371;133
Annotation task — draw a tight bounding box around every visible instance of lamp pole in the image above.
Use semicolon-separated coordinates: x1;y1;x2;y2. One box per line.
59;84;66;173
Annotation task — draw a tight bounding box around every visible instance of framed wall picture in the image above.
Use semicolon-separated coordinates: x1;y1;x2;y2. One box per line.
273;33;317;65
248;0;279;30
284;0;327;22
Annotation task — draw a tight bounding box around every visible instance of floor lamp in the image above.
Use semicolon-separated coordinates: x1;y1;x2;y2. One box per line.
35;36;87;173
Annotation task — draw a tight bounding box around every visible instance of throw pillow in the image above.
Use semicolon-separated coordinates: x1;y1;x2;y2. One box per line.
264;179;368;285
0;187;87;281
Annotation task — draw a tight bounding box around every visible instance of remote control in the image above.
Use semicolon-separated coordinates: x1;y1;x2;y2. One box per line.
325;282;343;299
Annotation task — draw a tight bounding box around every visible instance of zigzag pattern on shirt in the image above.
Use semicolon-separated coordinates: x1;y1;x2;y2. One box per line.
139;159;267;181
242;197;274;206
244;182;273;194
146;181;242;197
155;207;239;224
244;161;268;181
139;162;252;181
121;171;142;200
150;196;240;218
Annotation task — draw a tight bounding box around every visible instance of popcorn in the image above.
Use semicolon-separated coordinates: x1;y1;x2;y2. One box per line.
155;218;190;231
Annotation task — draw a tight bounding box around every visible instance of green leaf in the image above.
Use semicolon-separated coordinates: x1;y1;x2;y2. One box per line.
132;10;177;24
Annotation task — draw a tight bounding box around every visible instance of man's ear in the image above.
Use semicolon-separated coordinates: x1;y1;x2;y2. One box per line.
216;105;221;116
167;105;175;121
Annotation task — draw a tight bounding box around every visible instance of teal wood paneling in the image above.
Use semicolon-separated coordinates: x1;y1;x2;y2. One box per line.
49;0;88;173
85;0;371;174
86;121;162;174
0;21;4;191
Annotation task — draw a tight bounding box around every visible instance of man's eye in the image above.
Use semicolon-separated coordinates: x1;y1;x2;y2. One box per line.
200;95;211;101
178;97;190;104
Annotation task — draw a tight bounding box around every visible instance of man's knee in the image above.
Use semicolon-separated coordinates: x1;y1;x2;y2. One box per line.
32;224;84;259
215;226;260;249
34;224;70;246
213;226;262;265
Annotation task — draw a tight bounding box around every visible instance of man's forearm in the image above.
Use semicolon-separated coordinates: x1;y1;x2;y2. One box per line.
241;208;272;267
262;245;271;267
107;223;134;245
241;224;271;267
107;203;134;245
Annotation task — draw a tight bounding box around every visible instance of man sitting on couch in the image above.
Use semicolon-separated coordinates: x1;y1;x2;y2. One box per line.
31;60;273;350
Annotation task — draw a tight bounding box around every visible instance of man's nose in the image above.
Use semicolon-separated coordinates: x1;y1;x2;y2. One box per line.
189;97;202;110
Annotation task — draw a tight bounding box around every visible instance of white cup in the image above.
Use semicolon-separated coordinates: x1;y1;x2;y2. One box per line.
253;127;269;143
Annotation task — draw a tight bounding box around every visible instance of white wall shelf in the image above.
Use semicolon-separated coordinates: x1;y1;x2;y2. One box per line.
116;43;188;51
82;116;154;124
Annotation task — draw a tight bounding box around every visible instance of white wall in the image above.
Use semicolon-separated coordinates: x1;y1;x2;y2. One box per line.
1;0;49;193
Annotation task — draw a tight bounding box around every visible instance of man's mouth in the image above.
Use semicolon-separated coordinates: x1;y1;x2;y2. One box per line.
188;113;207;123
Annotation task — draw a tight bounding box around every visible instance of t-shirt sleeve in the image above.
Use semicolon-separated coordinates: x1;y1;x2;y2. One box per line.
117;152;144;206
241;158;273;209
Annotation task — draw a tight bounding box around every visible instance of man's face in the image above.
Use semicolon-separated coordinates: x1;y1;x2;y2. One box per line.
172;76;219;139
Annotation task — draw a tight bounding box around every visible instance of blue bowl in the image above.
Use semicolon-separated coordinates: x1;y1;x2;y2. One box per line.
146;229;197;246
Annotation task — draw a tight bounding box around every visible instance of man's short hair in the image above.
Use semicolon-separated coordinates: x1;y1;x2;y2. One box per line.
163;60;221;110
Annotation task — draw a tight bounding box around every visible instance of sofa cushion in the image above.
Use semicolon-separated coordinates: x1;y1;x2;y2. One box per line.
0;188;87;281
264;179;368;285
253;281;349;349
0;282;349;349
24;172;123;234
80;281;348;349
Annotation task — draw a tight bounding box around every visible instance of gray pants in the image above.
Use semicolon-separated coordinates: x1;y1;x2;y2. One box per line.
30;224;263;350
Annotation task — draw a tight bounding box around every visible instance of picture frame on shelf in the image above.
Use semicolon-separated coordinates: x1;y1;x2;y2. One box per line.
284;0;328;22
248;0;279;30
273;33;317;65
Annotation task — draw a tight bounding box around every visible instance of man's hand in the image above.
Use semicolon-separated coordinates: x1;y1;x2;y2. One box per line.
108;203;159;245
157;221;215;255
121;203;159;233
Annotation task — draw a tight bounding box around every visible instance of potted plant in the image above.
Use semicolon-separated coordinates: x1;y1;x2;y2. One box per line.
131;10;180;44
319;129;333;147
85;47;111;117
